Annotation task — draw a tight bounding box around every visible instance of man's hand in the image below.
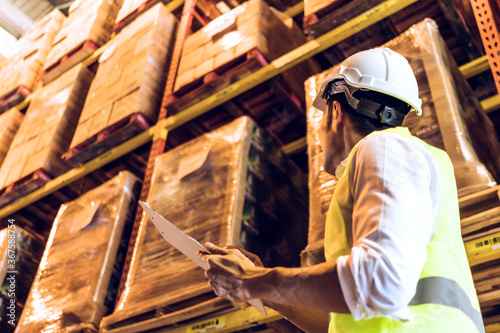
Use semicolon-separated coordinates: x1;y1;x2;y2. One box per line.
197;242;269;302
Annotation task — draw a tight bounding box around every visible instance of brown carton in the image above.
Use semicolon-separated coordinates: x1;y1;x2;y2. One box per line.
69;4;177;151
0;64;94;191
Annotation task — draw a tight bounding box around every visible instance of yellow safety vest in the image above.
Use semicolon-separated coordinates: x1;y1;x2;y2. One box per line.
325;127;484;333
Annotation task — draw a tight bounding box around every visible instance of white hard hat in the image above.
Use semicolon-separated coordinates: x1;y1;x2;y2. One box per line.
313;48;422;116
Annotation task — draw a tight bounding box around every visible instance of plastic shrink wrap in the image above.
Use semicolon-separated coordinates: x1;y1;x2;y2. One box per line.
70;4;177;150
102;116;308;328
0;64;94;194
0;227;45;333
15;171;140;332
42;0;123;83
0;10;65;102
304;18;500;261
0;109;23;167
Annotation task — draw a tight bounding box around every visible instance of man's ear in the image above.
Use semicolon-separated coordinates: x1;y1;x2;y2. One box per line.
331;100;344;130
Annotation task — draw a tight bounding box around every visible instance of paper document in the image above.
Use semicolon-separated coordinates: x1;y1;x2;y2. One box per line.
139;201;267;315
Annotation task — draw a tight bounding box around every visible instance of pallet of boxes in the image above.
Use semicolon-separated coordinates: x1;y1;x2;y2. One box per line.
40;0;123;85
0;109;23;169
64;3;177;166
100;116;309;332
165;0;319;147
302;18;500;329
0;227;45;333
15;172;140;332
0;64;94;207
114;0;165;31
0;10;64;113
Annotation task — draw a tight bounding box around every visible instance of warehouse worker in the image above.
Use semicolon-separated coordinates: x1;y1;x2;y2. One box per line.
198;48;484;332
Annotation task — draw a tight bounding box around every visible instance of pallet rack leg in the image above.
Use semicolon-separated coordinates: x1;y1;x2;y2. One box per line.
469;0;500;96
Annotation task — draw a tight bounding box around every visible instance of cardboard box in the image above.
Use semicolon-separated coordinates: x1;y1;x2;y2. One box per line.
43;0;123;82
0;108;23;167
0;64;94;191
0;10;64;98
16;171;140;333
174;0;317;97
304;18;500;253
116;0;159;25
101;116;308;328
69;3;177;150
0;227;45;330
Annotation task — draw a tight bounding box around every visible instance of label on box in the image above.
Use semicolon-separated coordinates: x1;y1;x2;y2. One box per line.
177;147;212;180
70;202;102;233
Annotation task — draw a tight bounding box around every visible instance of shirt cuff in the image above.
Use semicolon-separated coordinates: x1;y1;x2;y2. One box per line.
336;254;412;322
337;254;368;321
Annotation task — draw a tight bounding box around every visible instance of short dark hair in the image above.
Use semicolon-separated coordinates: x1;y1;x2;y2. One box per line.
327;93;392;136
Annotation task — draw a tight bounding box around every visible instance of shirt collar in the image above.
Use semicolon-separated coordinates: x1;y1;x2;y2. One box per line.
335;157;349;179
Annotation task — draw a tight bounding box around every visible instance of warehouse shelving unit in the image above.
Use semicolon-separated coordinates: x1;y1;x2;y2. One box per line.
0;0;421;221
1;0;500;331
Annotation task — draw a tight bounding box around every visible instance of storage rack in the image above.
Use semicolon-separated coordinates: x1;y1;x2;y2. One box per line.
1;0;500;332
2;0;500;221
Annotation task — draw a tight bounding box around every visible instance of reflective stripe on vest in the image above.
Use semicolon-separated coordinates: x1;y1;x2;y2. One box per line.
409;277;485;333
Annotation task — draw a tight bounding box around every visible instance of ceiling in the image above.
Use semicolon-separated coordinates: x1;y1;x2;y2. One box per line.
0;0;74;38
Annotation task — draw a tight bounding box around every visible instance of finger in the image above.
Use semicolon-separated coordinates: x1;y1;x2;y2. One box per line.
196;250;210;261
205;242;229;255
226;246;264;267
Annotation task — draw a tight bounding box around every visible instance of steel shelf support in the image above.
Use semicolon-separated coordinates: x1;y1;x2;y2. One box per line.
0;0;419;220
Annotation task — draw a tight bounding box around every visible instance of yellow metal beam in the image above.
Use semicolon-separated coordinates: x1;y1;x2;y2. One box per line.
283;1;304;18
482;94;500;114
0;0;418;219
282;137;307;155
162;0;419;130
166;0;185;12
459;55;489;79
0;129;154;219
485;323;500;333
152;307;282;333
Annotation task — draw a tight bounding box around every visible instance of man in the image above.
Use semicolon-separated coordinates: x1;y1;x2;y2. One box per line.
198;48;484;332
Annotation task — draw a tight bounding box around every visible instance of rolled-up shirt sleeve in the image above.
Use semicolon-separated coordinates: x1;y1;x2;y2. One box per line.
336;133;437;321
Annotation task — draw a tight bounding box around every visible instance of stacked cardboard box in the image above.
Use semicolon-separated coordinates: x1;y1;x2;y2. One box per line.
70;4;177;150
102;116;308;330
174;0;315;99
0;227;45;333
16;171;140;332
116;0;157;25
0;54;6;70
0;64;94;193
0;10;64;101
303;18;500;263
0;109;23;167
42;0;123;84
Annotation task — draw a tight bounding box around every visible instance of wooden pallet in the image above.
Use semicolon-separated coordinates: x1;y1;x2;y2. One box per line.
0;169;53;208
0;85;31;114
166;48;306;146
41;40;99;85
102;292;236;333
113;0;162;33
64;112;153;167
165;48;269;114
303;0;386;36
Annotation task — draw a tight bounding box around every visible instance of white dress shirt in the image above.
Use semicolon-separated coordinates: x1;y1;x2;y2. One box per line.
335;130;441;321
